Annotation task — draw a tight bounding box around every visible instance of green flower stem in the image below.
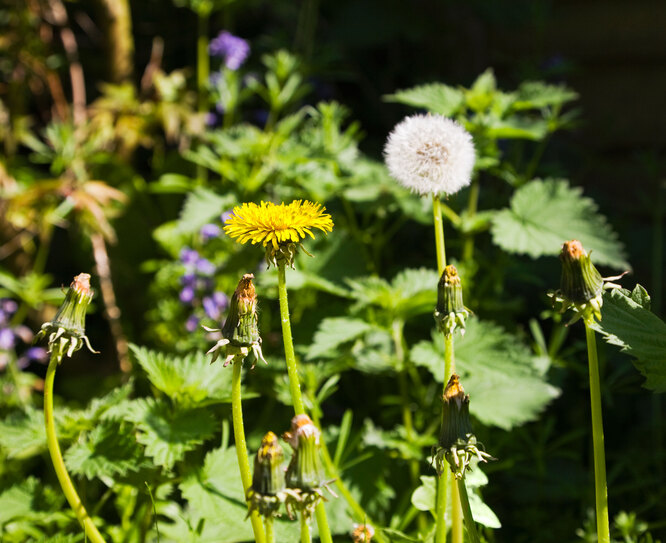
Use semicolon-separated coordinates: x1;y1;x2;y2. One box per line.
196;10;209;183
44;353;106;543
435;334;456;542
432;194;447;275
277;259;333;543
584;319;611;543
265;516;275;543
451;478;463;543
300;514;312;543
457;478;481;543
277;260;306;415
462;176;480;262
231;360;267;543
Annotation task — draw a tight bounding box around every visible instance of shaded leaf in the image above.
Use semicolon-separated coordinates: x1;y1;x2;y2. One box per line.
384;83;465;116
513;81;579;110
411;318;560;429
306;317;373;360
177;188;235;234
491;178;629;269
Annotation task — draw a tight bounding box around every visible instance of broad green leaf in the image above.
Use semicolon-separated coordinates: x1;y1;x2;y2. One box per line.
177;188;235;234
411;475;436;512
64;421;148;480
485;116;548;140
491;178;629;269
411;318;560;429
0;477;41;524
257;266;351;298
130;344;234;407
383;83;465;116
0;408;47;459
123;398;216;469
306;317;373;360
513;81;579;110
590;286;666;392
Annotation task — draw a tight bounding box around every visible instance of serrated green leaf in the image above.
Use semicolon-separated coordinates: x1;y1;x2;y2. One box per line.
306;317;373;360
491;178;629;269
64;421;148;480
383;83;465;116
411;318;560;429
0;408;46;459
485;116;549;140
590;287;666;392
177;188;235;234
130;344;234;407
123;398;215;469
0;477;40;524
513;81;579;110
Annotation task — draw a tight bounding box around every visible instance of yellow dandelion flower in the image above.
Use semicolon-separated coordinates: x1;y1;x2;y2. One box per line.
224;200;334;266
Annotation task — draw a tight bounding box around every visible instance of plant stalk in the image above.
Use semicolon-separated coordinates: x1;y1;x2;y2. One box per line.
44;352;107;543
231;359;267;543
462;176;480;262
451;477;463;543
432;194;447;275
300;513;312;543
265;516;275;543
196;10;209;183
457;478;481;543
584;319;611;543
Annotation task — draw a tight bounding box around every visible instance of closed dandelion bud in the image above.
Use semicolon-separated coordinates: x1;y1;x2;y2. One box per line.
434;265;470;336
247;432;288;518
36;273;97;362
283;414;336;518
205;273;267;368
560;240;603;305
434;374;493;479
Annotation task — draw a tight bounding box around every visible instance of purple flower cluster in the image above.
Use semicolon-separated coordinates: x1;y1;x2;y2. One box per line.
0;299;47;369
209;31;250;71
179;248;228;332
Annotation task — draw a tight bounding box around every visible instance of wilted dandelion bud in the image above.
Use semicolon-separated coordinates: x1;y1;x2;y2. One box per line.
205;273;267;368
384;114;475;197
36;273;97;362
351;523;376;543
434;374;493;479
434;265;470;336
550;240;626;324
246;432;291;518
283;414;336;518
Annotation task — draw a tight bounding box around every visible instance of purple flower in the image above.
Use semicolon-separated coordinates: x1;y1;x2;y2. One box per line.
196;257;216;276
0;328;15;350
200;223;222;241
180;248;200;266
221;210;234;224
203;291;229;320
181;272;197;287
185;314;200;332
180;286;195;304
17;346;48;369
209;31;250;70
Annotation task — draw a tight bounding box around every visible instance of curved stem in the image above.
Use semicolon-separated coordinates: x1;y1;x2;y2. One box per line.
231;360;267;543
265;516;275;543
457;478;481;543
277;260;306;415
584;320;611;543
44;353;107;543
300;514;312;543
432;195;447;275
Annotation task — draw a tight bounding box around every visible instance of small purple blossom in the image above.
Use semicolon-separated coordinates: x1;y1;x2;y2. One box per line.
200;223;222;241
0;328;15;350
180;286;195;304
221;210;234;224
181;272;197;287
209;31;250;70
185;315;200;332
17;346;48;369
202;291;229;321
196;257;216;276
180;248;200;266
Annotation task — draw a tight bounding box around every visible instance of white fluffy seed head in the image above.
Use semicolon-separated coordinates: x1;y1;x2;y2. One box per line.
384;114;476;196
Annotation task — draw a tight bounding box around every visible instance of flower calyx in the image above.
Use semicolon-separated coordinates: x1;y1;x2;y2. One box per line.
433;374;493;479
36;273;98;363
434;265;470;337
205;273;267;369
550;240;626;324
283;414;337;519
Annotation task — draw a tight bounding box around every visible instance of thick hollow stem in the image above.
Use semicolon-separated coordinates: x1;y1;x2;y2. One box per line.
584;320;611;543
451;476;463;543
432;195;447;275
300;514;312;543
277;261;306;415
315;503;332;543
44;354;107;543
457;478;481;543
231;360;267;543
265;516;275;543
462;176;480;262
435;473;448;543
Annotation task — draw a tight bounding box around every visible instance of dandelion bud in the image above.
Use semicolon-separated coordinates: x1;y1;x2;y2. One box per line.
434;265;470;336
283;414;336;518
351;523;376;543
247;432;288;518
205;273;267;368
36;274;97;362
434;374;493;479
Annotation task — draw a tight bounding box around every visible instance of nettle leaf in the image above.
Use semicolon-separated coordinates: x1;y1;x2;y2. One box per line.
383;83;465;116
307;317;373;359
177;187;235;234
130;344;233;407
411;318;560;429
0;408;46;459
0;477;67;527
513;81;579;110
64;421;149;480
590;286;666;392
346;268;438;319
123;398;215;469
491;178;629;269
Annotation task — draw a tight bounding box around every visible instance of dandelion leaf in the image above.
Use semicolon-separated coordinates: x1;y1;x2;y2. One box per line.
590;286;666;392
411;318;560;429
491;178;629;269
